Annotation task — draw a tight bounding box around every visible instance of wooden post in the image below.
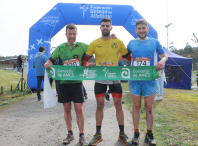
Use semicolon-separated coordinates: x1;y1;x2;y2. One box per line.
21;68;23;93
11;85;12;91
1;86;3;94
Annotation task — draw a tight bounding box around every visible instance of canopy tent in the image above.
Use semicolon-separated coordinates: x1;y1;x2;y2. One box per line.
163;47;193;89
28;3;158;89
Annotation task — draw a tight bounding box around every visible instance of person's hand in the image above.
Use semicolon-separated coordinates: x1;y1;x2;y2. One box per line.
44;62;51;69
86;63;95;68
111;34;117;39
156;60;165;71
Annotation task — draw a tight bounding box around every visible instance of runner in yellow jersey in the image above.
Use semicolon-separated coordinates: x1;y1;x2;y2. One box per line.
83;18;131;146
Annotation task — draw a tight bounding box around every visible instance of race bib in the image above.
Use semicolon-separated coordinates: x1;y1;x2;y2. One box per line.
134;57;150;66
63;58;79;66
99;62;114;66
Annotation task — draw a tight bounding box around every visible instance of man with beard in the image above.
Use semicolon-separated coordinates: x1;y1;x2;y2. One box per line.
83;18;132;146
44;24;89;146
125;19;168;146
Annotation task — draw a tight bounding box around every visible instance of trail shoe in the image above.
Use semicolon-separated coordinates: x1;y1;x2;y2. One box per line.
132;132;140;145
89;133;103;145
118;133;131;145
79;135;88;146
63;133;74;144
144;133;156;146
105;93;110;101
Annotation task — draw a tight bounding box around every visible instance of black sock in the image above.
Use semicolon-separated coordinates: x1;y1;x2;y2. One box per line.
68;130;73;135
147;130;152;133
79;133;84;137
119;125;124;135
96;126;101;134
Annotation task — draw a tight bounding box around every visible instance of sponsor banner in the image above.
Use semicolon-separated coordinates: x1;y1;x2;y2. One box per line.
46;65;162;81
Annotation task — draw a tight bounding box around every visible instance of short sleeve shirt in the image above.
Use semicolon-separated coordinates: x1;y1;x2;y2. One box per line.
86;38;128;67
86;38;128;84
127;38;165;66
52;42;88;84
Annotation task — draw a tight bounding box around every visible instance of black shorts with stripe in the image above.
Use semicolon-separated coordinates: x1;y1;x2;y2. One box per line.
94;82;122;98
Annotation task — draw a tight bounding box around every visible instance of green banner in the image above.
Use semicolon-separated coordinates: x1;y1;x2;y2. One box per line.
46;65;162;81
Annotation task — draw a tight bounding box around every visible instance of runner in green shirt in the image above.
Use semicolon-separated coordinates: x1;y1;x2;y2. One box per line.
44;24;89;146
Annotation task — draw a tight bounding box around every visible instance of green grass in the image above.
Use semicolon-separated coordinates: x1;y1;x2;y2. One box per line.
122;82;198;146
0;70;33;103
0;70;55;107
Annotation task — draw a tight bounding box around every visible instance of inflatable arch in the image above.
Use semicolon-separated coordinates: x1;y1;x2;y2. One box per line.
28;3;158;89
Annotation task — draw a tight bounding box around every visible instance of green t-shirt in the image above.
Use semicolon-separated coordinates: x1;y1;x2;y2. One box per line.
52;42;88;84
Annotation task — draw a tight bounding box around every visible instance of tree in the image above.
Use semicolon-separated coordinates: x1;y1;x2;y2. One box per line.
184;42;193;53
191;33;198;44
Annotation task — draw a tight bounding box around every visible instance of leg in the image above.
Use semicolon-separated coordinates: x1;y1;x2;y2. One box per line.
37;76;42;100
144;93;156;130
55;80;59;94
156;78;160;97
110;83;131;145
131;94;142;129
63;102;72;131
49;78;53;87
159;78;164;97
96;97;105;126
112;97;124;125
74;103;84;133
82;85;87;96
144;93;157;145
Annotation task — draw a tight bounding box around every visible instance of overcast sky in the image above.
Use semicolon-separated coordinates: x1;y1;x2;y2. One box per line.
0;0;197;56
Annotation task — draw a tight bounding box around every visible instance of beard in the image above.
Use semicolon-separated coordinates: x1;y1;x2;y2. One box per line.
137;33;147;40
102;30;110;36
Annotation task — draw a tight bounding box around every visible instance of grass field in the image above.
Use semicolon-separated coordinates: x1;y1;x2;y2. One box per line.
122;82;198;146
0;70;33;104
0;70;57;106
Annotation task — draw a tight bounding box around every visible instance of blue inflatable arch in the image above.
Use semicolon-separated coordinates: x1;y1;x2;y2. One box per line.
28;3;158;89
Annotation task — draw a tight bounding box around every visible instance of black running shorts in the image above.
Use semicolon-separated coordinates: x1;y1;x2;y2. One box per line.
58;83;84;103
94;82;122;98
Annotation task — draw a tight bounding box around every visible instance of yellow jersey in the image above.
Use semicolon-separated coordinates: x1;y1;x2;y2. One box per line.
86;38;128;66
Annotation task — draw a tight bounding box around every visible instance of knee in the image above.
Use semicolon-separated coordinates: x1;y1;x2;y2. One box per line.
75;106;83;116
114;101;122;110
97;102;104;111
64;106;71;114
145;106;153;113
133;104;141;112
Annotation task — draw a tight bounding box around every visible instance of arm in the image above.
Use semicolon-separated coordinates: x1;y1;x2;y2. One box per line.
82;53;95;67
83;42;95;67
156;53;168;71
44;59;53;69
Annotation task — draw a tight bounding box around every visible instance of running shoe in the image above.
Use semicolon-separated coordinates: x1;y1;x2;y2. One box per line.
105;93;110;101
118;133;131;145
79;135;88;146
63;133;74;144
89;133;103;145
154;96;162;101
132;132;140;145
144;133;156;146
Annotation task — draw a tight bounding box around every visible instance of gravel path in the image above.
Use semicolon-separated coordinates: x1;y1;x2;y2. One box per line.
0;80;145;146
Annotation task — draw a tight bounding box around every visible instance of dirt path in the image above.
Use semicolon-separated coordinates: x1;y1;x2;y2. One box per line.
0;80;145;146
